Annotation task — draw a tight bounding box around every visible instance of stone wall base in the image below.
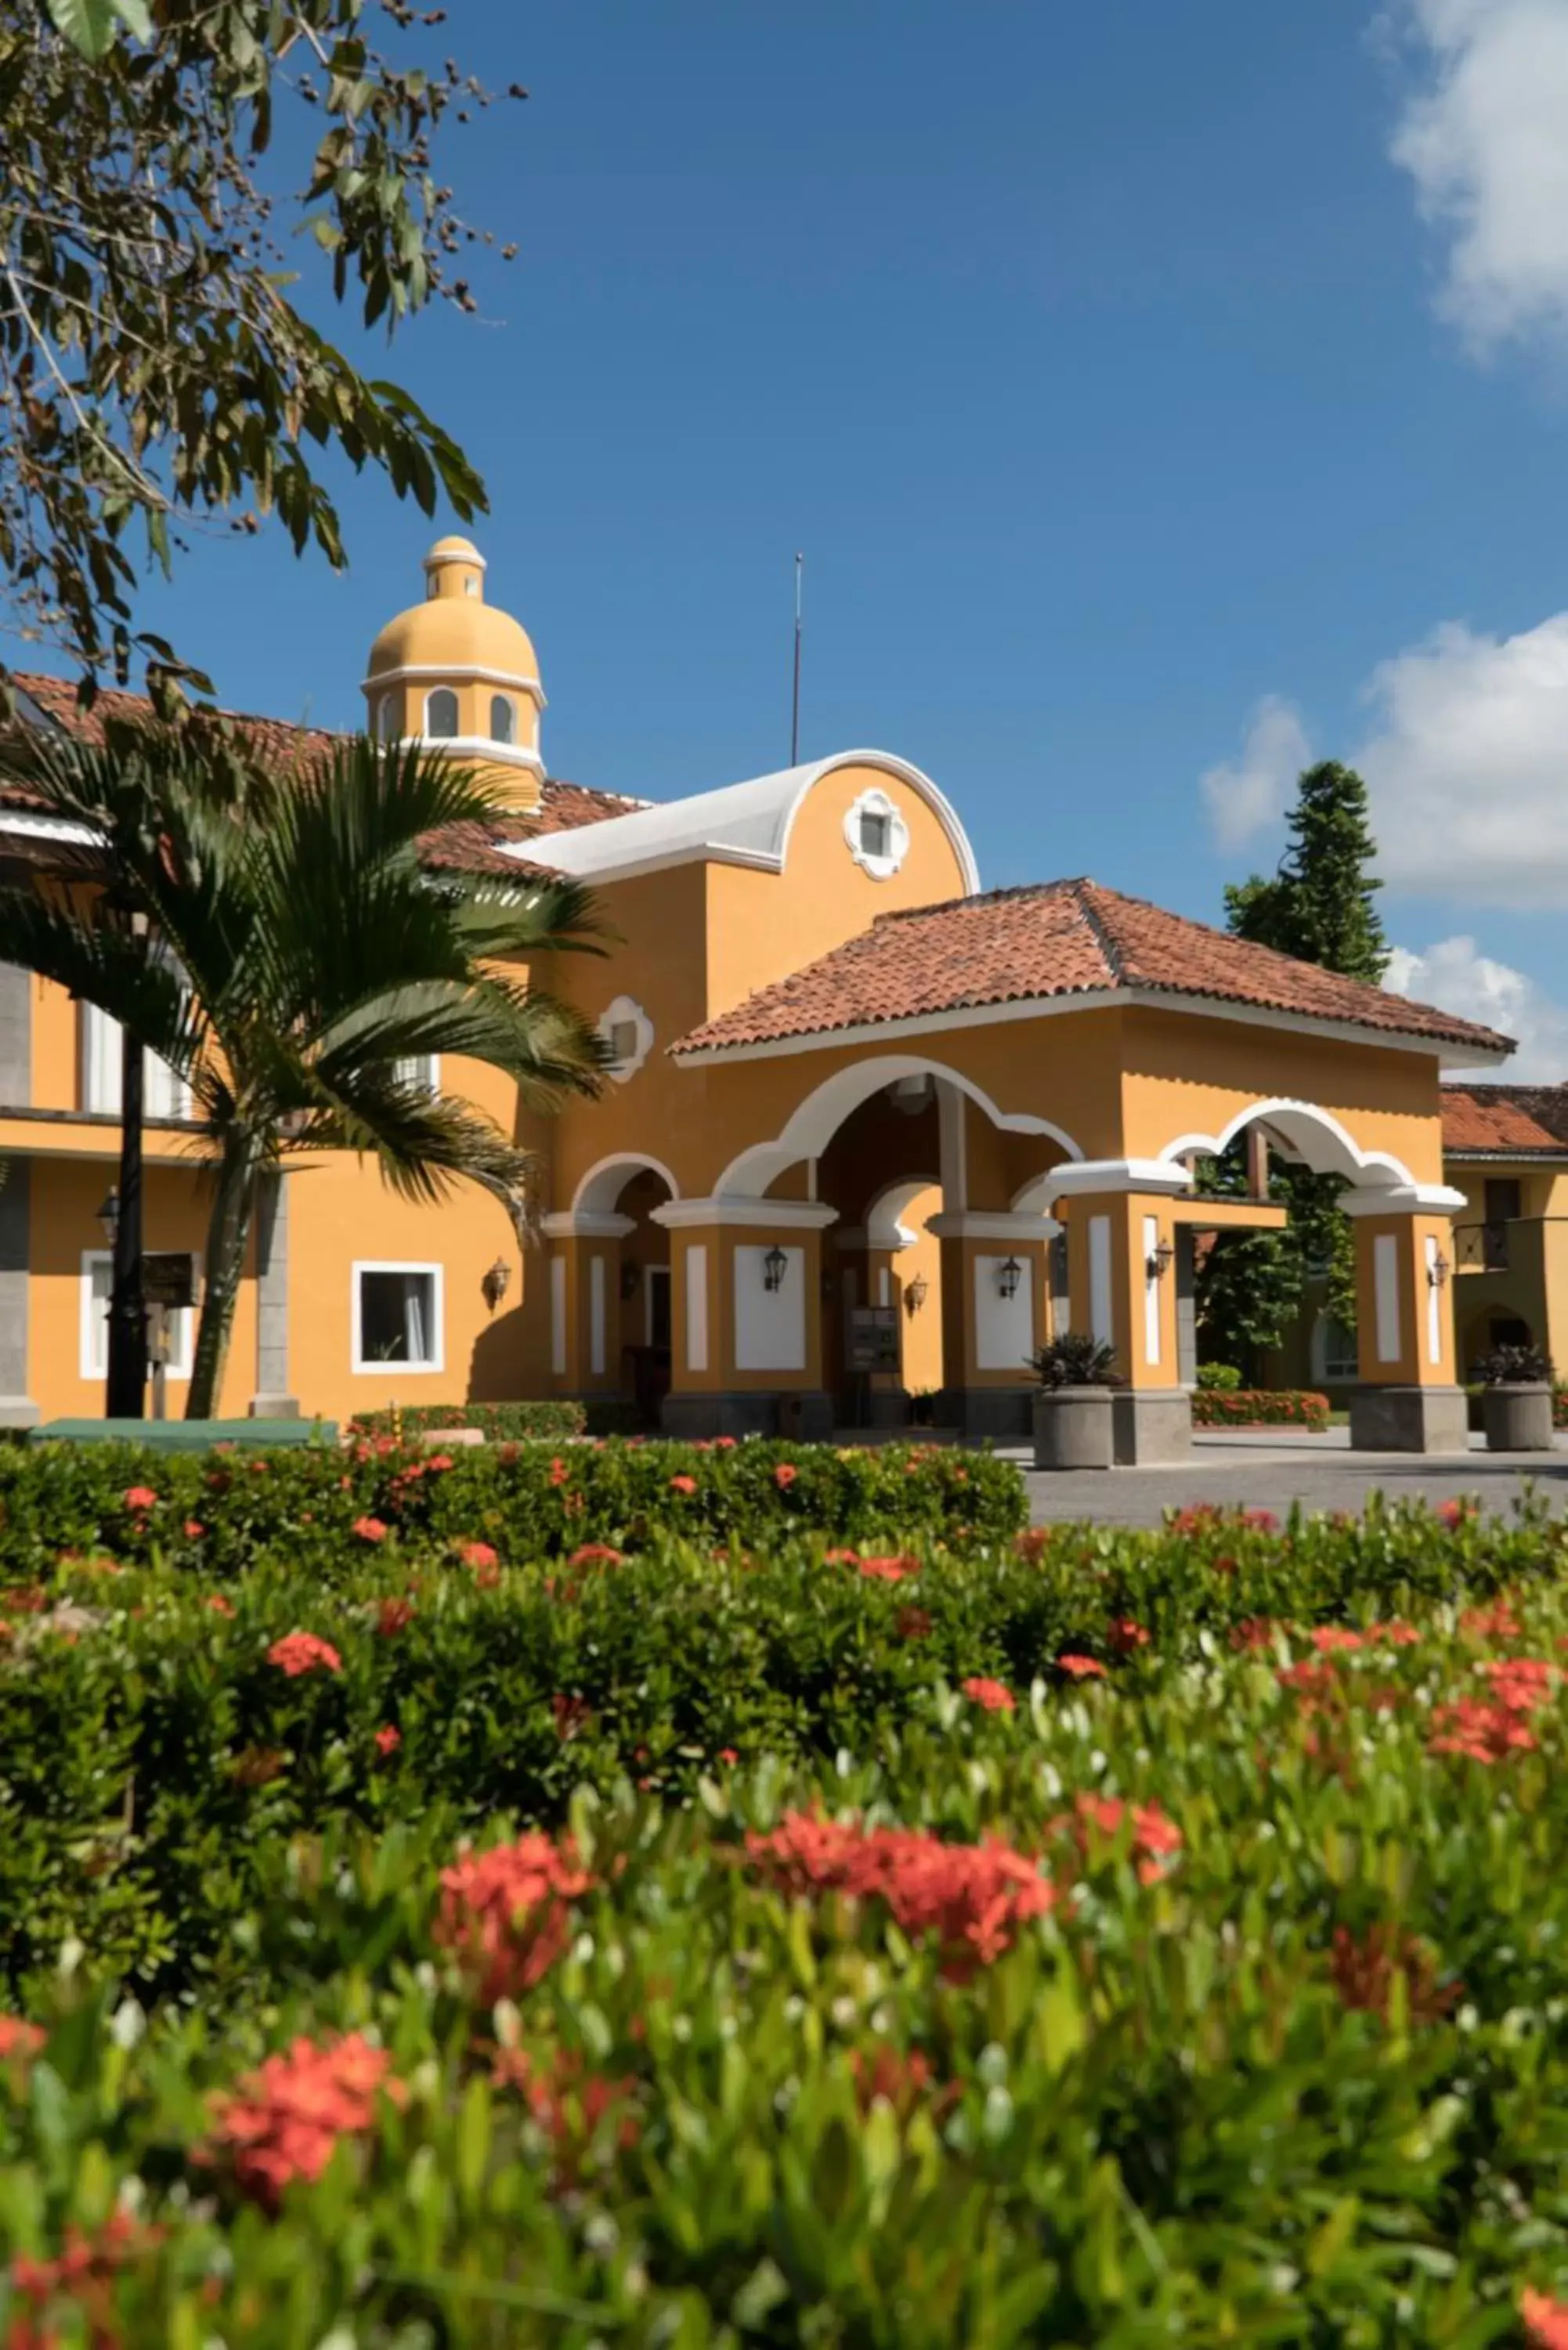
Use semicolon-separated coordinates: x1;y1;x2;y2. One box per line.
249;1394;302;1419
1349;1384;1469;1454
936;1385;1034;1442
0;1396;40;1431
1111;1388;1193;1466
660;1389;835;1442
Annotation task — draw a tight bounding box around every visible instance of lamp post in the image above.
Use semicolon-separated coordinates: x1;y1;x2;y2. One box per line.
102;1024;147;1419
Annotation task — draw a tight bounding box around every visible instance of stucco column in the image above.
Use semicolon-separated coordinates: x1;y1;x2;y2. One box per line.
1345;1191;1467;1452
0;1158;40;1430
248;1173;299;1418
926;1211;1051;1443
1049;1161;1194;1464
650;1198;836;1440
540;1211;634;1404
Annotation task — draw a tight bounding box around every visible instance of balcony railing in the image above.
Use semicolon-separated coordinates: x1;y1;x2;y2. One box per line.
1453;1220;1511;1272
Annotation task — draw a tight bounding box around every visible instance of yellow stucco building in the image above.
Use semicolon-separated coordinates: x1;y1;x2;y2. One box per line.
0;540;1519;1455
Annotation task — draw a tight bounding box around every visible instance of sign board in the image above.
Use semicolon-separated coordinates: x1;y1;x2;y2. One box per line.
141;1251;201;1311
847;1305;901;1374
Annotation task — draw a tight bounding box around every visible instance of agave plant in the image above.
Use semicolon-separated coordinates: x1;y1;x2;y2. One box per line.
1028;1332;1122;1390
0;715;609;1415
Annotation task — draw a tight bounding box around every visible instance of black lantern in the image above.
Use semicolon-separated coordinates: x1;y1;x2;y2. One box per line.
1145;1236;1176;1282
96;1185;120;1246
1427;1248;1451;1291
762;1245;789;1292
995;1256;1023;1300
904;1271;929;1318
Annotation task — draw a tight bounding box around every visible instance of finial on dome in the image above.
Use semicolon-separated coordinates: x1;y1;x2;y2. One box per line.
422;536;486;602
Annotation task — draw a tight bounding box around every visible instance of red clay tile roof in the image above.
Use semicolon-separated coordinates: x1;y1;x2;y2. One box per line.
1442;1084;1568;1155
670;878;1515;1059
0;670;638;866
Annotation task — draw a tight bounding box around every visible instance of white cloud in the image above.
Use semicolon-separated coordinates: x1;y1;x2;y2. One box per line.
1390;0;1568;354
1199;696;1311;852
1388;933;1568;1073
1354;610;1568;903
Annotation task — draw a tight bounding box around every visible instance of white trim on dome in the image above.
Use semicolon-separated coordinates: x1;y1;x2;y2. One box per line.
399;733;545;775
507;750;981;892
423;542;487;573
359;662;545;707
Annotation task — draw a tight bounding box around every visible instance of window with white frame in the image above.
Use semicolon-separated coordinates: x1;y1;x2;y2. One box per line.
393;1055;439;1097
842;786;910;880
80;1250;194;1381
490;692;515;745
353;1263;443;1372
1310;1313;1360;1384
425;687;460;739
376;692;399;743
80;1003;190;1120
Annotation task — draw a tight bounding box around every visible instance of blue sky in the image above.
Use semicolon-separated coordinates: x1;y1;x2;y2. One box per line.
14;1;1568;1068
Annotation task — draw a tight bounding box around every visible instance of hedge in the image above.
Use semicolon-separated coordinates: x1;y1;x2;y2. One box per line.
0;1434;1024;1582
8;1496;1568;2340
1190;1386;1330;1430
347;1399;588;1441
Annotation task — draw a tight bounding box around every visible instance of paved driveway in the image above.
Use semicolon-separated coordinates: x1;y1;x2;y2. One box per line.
1007;1430;1568;1531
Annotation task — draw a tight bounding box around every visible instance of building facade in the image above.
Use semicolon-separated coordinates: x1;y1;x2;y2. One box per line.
0;540;1517;1452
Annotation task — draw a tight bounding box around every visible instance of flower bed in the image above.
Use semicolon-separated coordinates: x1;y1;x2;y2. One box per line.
1190;1386;1330;1430
347;1399;589;1441
0;1434;1023;1580
7;1493;1568;2337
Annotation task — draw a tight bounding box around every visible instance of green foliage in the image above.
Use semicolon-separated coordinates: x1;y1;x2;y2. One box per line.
1224;759;1389;985
1190;1386;1330;1430
347;1401;590;1442
1195;1361;1242;1390
1028;1332;1120;1387
5;0;515;687
0;725;609;1412
6;1495;1568;2336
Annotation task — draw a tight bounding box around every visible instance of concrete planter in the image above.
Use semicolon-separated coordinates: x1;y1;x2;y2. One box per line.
1032;1386;1115;1471
1482;1382;1554;1453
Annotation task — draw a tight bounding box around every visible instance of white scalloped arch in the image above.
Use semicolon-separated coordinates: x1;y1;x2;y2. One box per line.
715;1054;1082;1201
865;1177;940;1250
571;1153;681;1217
1157;1097;1416;1192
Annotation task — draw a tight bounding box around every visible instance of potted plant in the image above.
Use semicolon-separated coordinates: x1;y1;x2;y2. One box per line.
1028;1332;1121;1470
1477;1342;1555;1452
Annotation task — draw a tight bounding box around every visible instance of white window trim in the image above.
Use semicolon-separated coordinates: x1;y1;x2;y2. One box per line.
80;1249;197;1381
597;994;655;1085
351;1260;446;1376
843;785;910;881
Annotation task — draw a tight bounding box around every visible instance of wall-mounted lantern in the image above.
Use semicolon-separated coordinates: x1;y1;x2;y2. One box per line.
995;1256;1023;1301
904;1271;930;1318
480;1256;512;1314
762;1245;789;1293
620;1258;641;1301
97;1185;120;1246
1428;1248;1451;1290
1145;1236;1176;1282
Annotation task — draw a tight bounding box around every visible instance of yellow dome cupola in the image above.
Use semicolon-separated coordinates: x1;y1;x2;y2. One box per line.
360;537;546;811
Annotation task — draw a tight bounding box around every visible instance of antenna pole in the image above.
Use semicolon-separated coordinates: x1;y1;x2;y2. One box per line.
790;551;804;765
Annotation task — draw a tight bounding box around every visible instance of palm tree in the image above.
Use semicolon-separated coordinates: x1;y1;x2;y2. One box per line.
0;717;609;1416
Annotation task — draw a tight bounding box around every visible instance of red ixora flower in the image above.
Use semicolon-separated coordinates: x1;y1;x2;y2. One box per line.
352;1516;388;1545
122;1485;157;1511
374;1724;402;1757
551;1692;593;1742
1436;1498;1476;1532
668;1473;697;1495
375;1596;414;1638
267;1630;342;1679
425;1453;454;1472
1051;1791;1183;1886
201;2031;403;2207
1058;1654;1106;1679
8;2209;164;2319
774;1462;798;1490
713;1434;738;1450
746;1811;1053;1979
1523;2289;1568;2350
205;1593;235;1618
717;1746;739;1765
860;1554;917;1583
183;1519;205;1539
568;1543;623;1567
897;1604;933;1643
548;1456;569;1487
434;1832;594;2004
0;2015;45;2063
962;1675;1015;1713
1109;1618;1151;1654
457;1540;498;1571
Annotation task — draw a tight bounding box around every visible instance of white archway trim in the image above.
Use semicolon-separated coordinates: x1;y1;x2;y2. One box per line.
650;1197;839;1232
927;1210;1062;1241
865;1177;938;1252
1046;1158;1196;1200
714;1054;1082;1202
1156;1097;1419;1194
1341;1182;1469;1217
540;1210;635;1242
571;1152;681;1218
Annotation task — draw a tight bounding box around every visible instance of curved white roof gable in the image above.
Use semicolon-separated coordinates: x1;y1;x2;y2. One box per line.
508;749;981;893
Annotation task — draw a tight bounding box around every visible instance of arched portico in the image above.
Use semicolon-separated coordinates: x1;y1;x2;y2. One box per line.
542;1155;678;1424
